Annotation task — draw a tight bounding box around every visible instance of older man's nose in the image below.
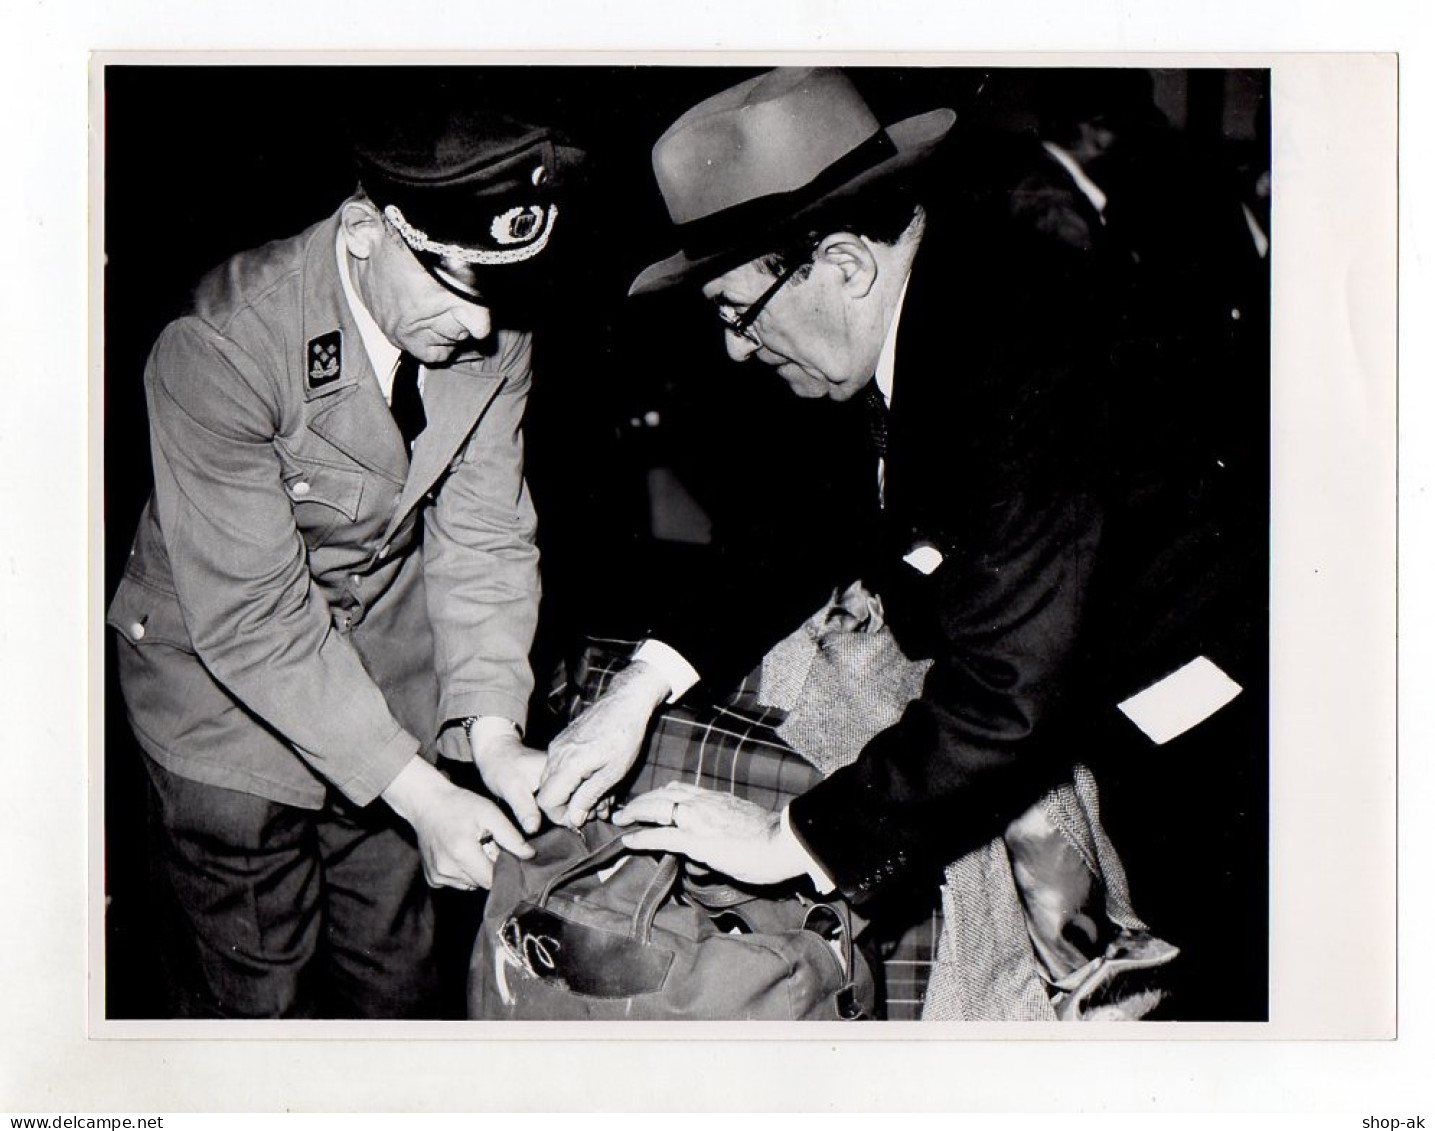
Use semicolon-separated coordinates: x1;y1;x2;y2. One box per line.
723;326;761;362
453;304;492;341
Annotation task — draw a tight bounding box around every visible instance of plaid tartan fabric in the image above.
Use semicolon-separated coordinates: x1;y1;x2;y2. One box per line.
560;636;941;1021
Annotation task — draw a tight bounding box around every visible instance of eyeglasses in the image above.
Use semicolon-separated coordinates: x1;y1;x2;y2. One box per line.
716;253;811;344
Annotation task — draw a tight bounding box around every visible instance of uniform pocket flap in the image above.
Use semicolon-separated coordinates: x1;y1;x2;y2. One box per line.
284;462;364;521
106;576;193;648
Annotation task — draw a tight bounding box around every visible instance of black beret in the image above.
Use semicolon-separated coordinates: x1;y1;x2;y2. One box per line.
352;104;585;299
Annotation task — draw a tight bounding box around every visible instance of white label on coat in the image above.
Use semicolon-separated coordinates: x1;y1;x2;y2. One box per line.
1117;655;1243;745
903;543;945;575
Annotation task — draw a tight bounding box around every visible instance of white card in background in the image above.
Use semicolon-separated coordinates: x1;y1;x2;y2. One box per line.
903;542;945;575
1117;655;1244;745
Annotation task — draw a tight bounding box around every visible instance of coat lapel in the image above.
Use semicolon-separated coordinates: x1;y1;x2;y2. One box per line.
381;363;508;542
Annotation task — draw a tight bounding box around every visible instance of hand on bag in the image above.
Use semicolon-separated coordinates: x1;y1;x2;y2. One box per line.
613;782;810;886
381;756;533;890
537;660;672;828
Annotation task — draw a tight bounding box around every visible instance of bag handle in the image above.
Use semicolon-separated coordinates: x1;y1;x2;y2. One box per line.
686;875;866;1015
633;854;682;943
535;826;868;1010
536;828;630;905
803;900;868;1019
681;875;763;910
536;827;683;945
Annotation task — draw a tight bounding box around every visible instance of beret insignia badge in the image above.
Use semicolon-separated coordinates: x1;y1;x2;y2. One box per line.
306;330;342;388
492;205;547;246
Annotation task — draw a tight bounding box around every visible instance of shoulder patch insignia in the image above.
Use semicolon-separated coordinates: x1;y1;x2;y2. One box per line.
306;330;342;388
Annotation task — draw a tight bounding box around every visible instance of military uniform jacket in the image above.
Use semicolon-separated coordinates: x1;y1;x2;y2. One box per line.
108;212;540;809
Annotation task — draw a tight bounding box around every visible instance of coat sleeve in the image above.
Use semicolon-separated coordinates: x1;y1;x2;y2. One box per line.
144;316;420;806
423;331;540;732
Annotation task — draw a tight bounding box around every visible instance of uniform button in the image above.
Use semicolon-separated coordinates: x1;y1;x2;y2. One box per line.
129;621;146;641
291;481;311;497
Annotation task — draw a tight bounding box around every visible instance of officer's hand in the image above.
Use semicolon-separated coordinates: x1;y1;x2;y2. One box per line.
381;756;533;890
468;729;545;835
613;782;809;886
536;660;672;828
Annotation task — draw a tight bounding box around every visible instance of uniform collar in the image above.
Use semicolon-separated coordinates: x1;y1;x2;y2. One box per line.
294;214;409;482
335;226;402;395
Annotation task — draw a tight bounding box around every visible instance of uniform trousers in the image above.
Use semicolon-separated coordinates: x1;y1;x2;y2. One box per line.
140;754;438;1019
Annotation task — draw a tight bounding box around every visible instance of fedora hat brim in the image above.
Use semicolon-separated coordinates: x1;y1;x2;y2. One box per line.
630;107;955;297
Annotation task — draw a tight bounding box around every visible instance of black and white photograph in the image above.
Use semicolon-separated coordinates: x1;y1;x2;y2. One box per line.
99;62;1275;1025
0;0;1415;1110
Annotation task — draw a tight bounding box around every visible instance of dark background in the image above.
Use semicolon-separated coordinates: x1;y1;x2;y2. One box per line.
102;65;1269;1018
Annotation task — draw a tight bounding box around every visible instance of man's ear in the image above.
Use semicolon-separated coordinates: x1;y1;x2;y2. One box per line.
339;197;385;260
815;232;879;299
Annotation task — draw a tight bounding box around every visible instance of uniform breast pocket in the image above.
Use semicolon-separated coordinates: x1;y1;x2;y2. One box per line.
283;462;365;552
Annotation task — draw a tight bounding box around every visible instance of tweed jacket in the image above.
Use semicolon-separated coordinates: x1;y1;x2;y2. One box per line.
108;211;540;809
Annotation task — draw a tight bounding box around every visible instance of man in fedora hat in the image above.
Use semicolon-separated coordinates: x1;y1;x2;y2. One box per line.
108;100;583;1017
538;68;1265;1018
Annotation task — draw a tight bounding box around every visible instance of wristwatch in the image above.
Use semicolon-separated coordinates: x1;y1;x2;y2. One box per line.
459;716;522;739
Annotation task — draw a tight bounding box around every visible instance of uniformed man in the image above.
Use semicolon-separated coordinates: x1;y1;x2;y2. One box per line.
108;104;582;1018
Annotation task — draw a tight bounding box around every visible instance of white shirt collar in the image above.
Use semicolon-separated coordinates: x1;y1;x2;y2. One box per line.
874;271;912;408
335;227;402;399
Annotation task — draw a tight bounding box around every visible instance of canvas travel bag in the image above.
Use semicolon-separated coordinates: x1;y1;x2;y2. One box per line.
469;819;874;1021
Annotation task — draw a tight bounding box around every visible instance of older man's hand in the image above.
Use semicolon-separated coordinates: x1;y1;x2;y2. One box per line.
613;782;811;886
536;660;672;828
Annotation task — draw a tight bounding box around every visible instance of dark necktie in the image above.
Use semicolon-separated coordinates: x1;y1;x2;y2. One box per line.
390;353;426;451
861;381;890;460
